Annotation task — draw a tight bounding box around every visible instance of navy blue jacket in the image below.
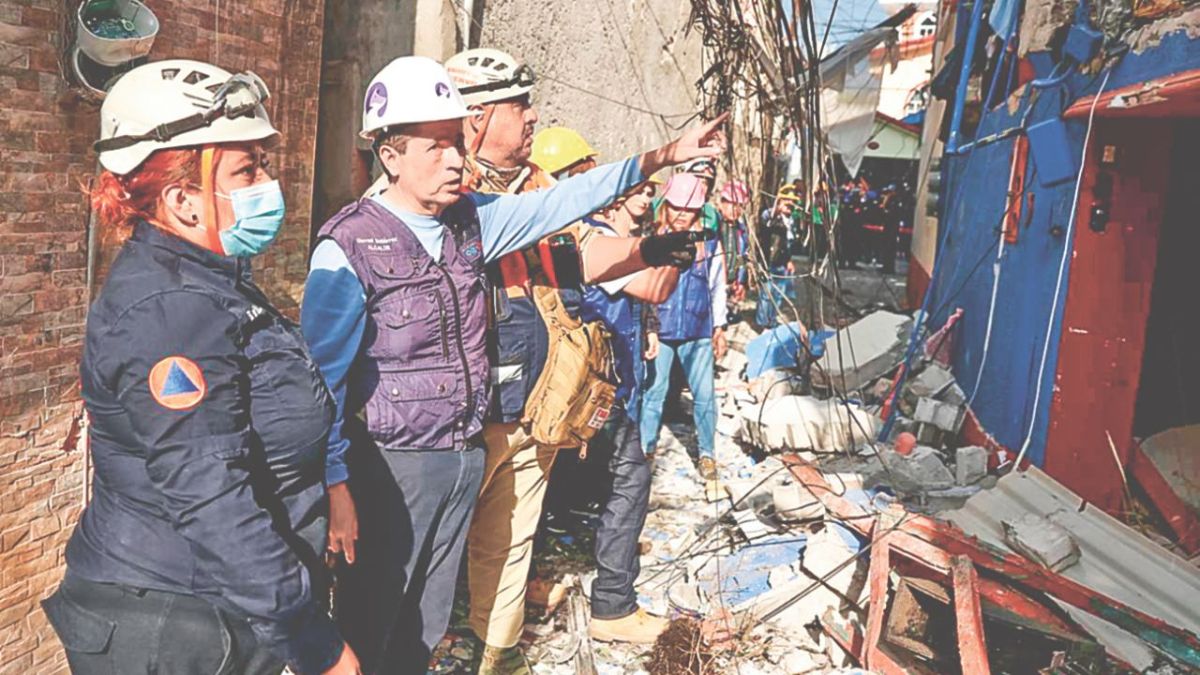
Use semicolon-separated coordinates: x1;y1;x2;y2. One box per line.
658;238;720;341
580;222;646;420
67;222;342;674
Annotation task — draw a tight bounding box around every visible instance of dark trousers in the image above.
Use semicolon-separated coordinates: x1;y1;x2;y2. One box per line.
43;572;281;675
589;409;652;619
337;442;485;675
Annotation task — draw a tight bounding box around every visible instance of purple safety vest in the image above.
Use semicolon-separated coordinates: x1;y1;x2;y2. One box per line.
318;198;490;450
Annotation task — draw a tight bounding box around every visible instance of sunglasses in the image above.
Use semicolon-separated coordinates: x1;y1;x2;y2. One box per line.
457;64;537;96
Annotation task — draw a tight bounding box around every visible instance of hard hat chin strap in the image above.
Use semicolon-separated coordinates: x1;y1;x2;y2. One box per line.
463;105;496;190
200;147;225;255
469;105;496;157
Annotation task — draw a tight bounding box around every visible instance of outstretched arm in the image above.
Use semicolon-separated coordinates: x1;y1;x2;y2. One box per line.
476;113;730;262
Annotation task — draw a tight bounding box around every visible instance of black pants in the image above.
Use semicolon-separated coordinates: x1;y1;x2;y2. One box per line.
337;441;485;674
43;572;282;675
589;409;652;619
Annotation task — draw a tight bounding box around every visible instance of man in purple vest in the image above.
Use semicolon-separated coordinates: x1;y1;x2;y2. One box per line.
299;56;728;674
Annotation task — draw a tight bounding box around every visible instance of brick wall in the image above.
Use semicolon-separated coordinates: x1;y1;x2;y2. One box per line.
0;1;324;672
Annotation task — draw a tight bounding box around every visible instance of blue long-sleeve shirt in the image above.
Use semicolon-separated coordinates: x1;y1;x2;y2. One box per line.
302;158;645;485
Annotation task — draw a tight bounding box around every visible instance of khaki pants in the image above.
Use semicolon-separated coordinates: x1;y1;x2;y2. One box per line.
467;421;560;648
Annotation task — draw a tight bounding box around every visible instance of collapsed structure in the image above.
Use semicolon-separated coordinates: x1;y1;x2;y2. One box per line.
3;0;1200;671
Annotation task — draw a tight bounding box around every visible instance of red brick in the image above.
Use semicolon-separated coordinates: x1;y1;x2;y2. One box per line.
0;2;327;668
19;7;56;31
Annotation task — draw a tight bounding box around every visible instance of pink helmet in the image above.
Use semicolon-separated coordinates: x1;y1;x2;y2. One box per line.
719;180;750;205
662;173;708;210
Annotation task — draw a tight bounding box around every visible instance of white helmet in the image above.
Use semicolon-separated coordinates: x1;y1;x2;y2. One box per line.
445;48;535;107
96;59;277;176
360;56;474;140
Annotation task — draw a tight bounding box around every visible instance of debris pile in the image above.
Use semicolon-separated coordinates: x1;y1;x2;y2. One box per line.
433;309;1200;674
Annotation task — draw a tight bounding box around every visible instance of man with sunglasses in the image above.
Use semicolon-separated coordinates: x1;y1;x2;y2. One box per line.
446;49;688;673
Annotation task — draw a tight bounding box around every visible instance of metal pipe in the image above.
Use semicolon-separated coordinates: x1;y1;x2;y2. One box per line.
1029;61;1073;90
945;0;987;154
985;39;1010;108
83;171;98;509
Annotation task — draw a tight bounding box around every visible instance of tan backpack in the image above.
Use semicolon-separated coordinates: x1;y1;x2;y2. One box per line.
521;285;618;448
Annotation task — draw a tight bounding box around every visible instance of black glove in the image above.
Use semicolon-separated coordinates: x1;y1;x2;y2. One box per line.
640;230;714;269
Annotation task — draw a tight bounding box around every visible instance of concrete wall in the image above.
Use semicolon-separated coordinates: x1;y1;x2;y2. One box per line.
475;0;703;162
0;2;325;671
312;0;462;226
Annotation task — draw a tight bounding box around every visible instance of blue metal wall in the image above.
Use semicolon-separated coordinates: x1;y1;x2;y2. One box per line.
929;25;1200;465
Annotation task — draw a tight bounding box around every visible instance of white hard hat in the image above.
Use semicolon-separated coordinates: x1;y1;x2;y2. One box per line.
360;56;474;139
96;59;278;176
445;48;535;107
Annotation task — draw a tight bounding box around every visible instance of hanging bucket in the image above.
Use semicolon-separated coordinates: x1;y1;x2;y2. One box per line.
76;0;159;67
71;45;143;100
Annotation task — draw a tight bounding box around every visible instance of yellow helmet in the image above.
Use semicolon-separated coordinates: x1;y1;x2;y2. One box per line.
531;126;597;175
777;184;799;201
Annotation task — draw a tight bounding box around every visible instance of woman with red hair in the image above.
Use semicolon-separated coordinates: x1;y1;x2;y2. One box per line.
42;60;358;675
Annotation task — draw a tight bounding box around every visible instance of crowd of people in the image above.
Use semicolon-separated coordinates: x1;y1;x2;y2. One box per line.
43;48;766;675
742;175;915;282
45;37;920;674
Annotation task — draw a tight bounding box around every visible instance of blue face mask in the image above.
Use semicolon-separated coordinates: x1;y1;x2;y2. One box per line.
217;179;286;257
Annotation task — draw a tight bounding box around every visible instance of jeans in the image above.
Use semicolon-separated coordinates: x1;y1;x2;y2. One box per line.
43;572;283;675
640;338;716;460
590;408;652;618
754;265;792;328
336;438;485;675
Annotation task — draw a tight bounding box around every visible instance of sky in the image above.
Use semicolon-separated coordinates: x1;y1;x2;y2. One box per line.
783;0;893;55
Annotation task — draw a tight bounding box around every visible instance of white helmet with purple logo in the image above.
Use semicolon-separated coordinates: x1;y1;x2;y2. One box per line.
360;56;474;139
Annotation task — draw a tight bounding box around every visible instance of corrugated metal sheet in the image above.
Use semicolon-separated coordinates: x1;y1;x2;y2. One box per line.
946;466;1200;669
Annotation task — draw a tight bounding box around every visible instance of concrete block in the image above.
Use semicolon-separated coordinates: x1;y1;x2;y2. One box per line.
913;397;964;434
881;446;955;492
915;421;945;446
773;481;826;522
812;311;912;393
740;395;878;453
938;382;967;407
955;445;988;486
905;363;954;404
1002;514;1081;572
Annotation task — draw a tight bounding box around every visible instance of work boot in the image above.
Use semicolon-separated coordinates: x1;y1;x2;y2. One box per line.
475;643;532;675
698;456;718;481
589;608;671;644
526;577;568;611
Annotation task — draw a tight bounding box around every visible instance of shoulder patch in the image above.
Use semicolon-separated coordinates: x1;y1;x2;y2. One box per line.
461;238;483;262
148;356;207;411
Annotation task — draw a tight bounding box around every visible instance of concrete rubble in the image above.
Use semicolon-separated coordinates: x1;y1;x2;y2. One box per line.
811;310;912;393
737;395;878;453
880;445;956;492
955;445;988;486
1002;513;1082;572
430;310;1200;675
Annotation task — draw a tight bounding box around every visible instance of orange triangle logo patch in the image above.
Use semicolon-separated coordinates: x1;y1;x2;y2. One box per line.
148;356;207;411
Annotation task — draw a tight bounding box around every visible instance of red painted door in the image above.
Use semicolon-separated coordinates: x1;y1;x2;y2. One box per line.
1044;119;1172;511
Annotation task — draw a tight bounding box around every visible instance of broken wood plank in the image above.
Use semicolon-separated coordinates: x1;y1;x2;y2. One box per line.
782;453;1200;668
952;555;991;675
566;585;597;675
